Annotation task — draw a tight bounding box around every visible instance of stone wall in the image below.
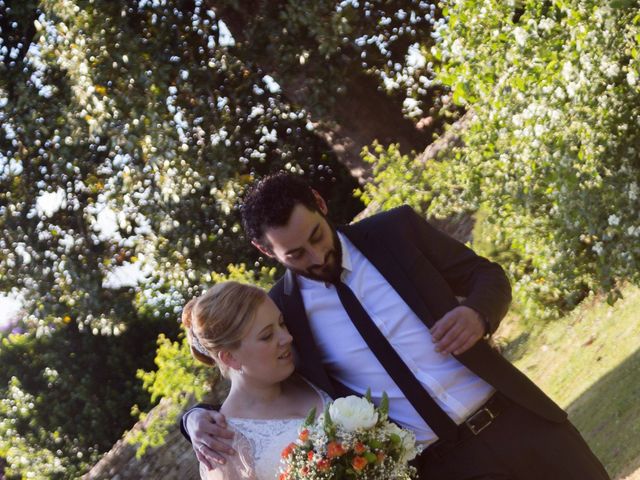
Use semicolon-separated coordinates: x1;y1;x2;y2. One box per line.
83;397;200;480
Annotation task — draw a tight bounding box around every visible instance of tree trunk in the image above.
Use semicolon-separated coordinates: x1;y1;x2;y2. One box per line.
289;70;431;183
210;1;435;183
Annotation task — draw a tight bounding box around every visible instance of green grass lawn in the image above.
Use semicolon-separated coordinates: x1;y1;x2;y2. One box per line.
495;285;640;479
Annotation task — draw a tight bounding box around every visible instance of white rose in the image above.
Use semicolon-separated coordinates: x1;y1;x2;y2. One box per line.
329;396;378;432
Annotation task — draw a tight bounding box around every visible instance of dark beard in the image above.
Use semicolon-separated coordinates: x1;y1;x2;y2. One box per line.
292;227;343;283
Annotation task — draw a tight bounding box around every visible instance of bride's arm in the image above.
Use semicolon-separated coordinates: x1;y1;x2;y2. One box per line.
200;429;256;480
200;463;225;480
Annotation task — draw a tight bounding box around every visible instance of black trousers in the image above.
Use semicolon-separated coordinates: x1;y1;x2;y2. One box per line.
414;401;610;480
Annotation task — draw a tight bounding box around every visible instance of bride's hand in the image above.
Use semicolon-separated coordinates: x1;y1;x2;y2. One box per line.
185;408;236;470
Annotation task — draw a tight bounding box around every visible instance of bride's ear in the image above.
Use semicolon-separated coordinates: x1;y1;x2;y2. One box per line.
218;350;242;372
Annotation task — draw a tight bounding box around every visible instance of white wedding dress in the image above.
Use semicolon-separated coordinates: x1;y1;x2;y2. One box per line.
200;380;331;480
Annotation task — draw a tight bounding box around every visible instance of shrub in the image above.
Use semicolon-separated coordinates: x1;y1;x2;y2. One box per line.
361;1;640;319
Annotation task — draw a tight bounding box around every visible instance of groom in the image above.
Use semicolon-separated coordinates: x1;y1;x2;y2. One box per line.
182;172;609;479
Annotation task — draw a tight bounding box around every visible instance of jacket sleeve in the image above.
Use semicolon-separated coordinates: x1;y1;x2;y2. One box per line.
401;206;512;333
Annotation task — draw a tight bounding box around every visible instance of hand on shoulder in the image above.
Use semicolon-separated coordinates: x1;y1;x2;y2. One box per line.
185;407;236;470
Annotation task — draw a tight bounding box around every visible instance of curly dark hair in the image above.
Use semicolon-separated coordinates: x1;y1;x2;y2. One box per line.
241;172;319;242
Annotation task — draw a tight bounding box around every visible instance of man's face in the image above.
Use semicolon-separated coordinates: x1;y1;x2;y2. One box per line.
258;203;342;283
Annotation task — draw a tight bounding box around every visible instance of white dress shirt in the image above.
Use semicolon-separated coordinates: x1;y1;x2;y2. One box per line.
297;232;495;444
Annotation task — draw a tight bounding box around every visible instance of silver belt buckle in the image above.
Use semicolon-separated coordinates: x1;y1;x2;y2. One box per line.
465;407;495;435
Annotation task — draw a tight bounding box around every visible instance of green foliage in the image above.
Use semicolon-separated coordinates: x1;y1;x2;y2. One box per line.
128;264;278;456
0;377;66;480
0;314;173;479
357;141;443;211
362;1;640;318
127;333;213;458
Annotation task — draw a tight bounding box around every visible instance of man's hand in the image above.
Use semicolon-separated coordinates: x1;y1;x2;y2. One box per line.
185;408;236;470
430;306;486;356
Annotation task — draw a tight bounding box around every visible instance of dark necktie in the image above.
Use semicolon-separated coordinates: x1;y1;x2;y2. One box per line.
332;278;458;441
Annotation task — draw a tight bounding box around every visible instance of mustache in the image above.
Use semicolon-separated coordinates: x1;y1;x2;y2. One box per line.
309;249;336;271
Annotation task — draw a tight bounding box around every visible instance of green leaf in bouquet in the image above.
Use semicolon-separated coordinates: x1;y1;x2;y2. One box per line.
364;451;377;463
390;433;402;445
364;388;372;403
369;438;382;449
379;392;389;418
323;403;335;435
303;407;317;427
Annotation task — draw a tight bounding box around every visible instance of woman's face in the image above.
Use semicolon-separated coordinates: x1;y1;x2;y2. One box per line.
230;296;295;384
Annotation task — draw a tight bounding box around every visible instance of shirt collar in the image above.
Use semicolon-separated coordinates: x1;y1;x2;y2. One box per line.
337;231;352;274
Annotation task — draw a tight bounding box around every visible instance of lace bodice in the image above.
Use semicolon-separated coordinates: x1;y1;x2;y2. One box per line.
200;381;332;480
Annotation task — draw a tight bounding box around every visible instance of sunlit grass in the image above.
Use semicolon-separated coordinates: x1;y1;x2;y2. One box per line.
495;286;640;479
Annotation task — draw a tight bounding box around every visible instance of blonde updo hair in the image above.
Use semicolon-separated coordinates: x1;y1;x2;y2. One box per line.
182;281;268;376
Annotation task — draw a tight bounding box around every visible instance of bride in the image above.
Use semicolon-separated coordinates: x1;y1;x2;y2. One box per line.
182;281;331;480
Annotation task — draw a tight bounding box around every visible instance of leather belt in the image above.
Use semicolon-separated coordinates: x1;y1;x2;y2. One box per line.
418;392;511;462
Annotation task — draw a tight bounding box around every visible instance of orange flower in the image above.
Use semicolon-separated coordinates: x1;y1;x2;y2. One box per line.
307;451;315;461
317;458;331;471
299;429;309;442
352;456;368;472
327;441;346;458
376;451;386;463
281;442;296;459
278;474;288;480
354;442;366;454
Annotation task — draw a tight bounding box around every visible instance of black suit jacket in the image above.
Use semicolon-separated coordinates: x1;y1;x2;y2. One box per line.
269;205;566;423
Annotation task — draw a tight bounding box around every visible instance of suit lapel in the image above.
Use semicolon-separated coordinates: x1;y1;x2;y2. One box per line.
280;270;336;395
338;224;437;328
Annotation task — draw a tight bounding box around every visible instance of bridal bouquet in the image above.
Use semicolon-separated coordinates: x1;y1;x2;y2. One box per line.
279;392;422;479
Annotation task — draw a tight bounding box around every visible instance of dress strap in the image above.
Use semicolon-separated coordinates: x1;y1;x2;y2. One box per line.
298;374;333;408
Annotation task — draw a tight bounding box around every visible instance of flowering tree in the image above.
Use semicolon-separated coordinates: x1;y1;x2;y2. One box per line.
0;1;356;477
1;0;444;477
361;0;640;318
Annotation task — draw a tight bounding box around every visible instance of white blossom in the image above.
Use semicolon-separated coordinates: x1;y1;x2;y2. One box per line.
538;18;555;31
451;38;464;57
562;62;574;82
513;27;528;47
601;61;620;79
593;242;604;256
